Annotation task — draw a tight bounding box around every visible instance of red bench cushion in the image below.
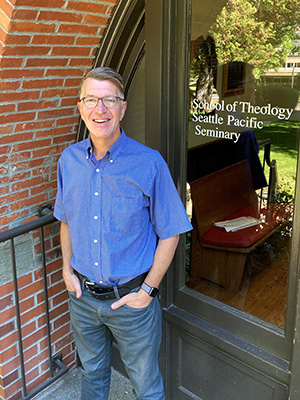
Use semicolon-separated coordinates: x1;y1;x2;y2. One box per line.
202;203;292;248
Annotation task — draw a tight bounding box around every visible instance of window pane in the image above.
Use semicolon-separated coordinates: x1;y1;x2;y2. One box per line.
185;0;300;329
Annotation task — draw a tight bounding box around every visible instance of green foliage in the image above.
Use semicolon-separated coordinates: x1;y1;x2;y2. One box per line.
272;179;295;203
255;84;299;109
209;0;300;77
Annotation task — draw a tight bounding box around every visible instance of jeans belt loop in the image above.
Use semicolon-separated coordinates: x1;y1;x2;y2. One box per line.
113;286;120;300
80;275;87;291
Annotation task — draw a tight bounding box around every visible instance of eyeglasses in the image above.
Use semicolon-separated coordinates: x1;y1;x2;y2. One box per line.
80;96;124;109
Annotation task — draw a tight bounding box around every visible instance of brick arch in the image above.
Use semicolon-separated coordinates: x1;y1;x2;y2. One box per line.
77;0;146;141
0;0;118;230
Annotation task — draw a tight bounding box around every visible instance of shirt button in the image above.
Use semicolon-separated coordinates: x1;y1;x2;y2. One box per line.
95;262;99;266
96;169;100;172
94;216;98;220
94;192;99;196
94;239;98;243
100;281;103;284
110;159;113;163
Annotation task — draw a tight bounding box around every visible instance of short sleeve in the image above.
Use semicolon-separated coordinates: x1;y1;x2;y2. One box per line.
149;159;192;239
53;156;68;222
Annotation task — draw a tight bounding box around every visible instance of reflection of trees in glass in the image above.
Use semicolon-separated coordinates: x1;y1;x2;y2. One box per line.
190;36;217;104
209;0;300;77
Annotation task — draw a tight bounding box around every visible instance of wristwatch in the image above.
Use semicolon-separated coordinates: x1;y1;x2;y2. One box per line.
141;282;159;297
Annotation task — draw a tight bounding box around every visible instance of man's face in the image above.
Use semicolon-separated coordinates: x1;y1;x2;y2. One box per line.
77;77;127;144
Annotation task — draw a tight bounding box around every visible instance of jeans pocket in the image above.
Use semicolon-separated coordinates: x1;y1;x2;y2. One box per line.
122;295;154;312
122;303;151;311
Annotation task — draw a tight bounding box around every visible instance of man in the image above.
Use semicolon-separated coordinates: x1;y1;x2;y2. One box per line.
54;66;192;400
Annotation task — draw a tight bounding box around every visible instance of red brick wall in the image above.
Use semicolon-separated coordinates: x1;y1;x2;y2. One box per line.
0;0;118;232
0;0;119;398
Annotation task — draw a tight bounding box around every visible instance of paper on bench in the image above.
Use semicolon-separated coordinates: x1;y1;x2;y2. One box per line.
213;216;261;232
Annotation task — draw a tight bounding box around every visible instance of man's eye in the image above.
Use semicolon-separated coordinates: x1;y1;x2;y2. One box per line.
85;98;98;105
104;97;117;105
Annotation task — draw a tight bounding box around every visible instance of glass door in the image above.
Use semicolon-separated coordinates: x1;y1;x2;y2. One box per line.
175;0;300;358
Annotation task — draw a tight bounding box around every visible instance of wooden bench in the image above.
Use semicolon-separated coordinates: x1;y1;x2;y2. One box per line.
189;160;292;291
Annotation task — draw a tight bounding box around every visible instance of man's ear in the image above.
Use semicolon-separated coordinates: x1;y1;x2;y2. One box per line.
120;101;127;121
77;101;83;116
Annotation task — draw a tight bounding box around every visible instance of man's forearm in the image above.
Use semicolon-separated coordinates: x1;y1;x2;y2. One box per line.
60;221;73;272
144;234;179;288
111;234;179;309
60;221;82;297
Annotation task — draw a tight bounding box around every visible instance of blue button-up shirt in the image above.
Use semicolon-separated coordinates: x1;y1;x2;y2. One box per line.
54;130;192;285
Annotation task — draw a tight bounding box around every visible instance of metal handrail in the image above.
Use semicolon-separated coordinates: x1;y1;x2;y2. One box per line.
258;138;278;203
0;207;68;400
258;138;272;168
0;212;56;243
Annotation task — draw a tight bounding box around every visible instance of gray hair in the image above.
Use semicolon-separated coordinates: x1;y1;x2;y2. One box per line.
79;67;125;98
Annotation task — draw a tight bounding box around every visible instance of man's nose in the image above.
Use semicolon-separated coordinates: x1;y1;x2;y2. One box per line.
95;99;107;111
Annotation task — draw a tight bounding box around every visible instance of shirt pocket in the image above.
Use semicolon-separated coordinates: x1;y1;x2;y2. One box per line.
110;196;143;233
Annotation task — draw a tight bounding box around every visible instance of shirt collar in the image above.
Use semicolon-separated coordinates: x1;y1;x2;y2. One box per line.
85;128;127;162
86;137;93;160
108;128;127;162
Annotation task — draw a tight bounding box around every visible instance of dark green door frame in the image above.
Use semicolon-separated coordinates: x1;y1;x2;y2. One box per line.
145;1;300;399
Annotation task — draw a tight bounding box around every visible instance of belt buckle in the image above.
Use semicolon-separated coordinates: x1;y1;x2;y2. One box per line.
85;282;114;300
85;280;95;287
85;280;97;292
84;280;100;296
84;280;113;296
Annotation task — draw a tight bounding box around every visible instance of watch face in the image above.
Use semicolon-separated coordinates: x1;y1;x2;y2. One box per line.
149;287;159;297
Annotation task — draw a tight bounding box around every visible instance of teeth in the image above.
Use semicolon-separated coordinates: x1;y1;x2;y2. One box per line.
94;119;108;123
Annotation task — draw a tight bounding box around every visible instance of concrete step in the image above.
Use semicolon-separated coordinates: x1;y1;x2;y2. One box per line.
32;367;134;400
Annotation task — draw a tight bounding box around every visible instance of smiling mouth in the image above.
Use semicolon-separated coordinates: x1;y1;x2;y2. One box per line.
93;119;109;124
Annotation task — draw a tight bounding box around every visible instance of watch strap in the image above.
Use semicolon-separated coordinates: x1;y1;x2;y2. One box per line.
141;282;159;297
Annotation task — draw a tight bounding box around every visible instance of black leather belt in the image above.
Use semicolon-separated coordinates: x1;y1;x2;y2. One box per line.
75;271;148;300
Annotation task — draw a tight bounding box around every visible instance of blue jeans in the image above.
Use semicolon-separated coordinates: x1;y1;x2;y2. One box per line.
69;286;165;400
